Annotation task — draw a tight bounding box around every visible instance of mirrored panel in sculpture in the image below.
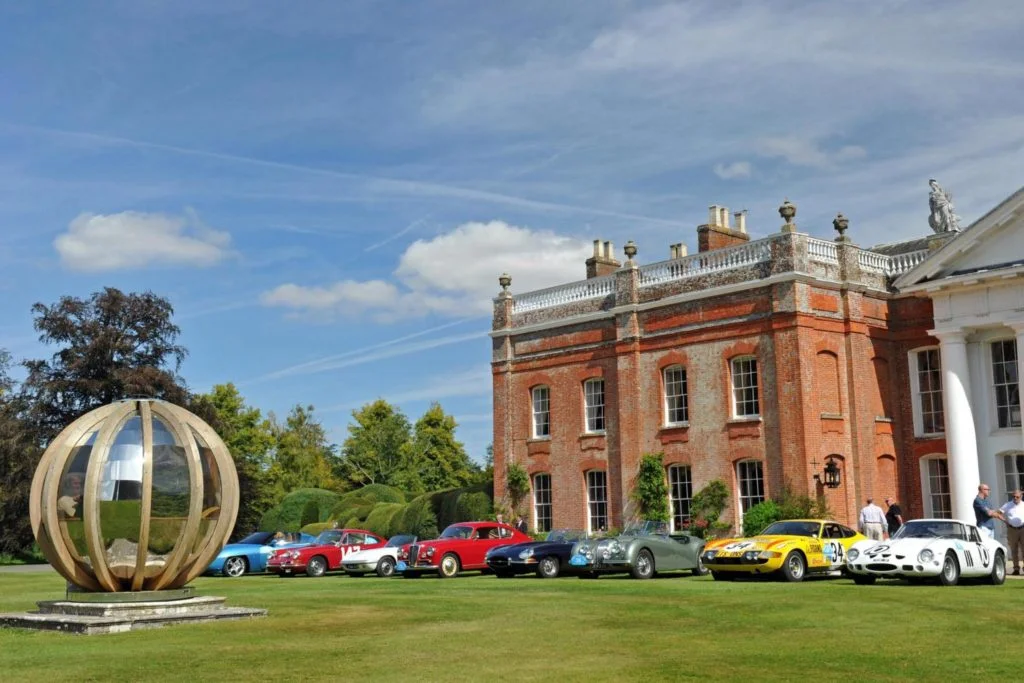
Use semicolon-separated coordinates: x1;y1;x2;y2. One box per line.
189;427;222;557
58;429;96;564
100;417;145;583
147;416;191;578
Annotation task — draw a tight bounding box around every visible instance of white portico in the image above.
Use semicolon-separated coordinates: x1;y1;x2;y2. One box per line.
897;186;1024;527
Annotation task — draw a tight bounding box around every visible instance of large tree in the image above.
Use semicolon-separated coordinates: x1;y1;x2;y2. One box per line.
411;403;476;491
337;400;419;492
0;350;40;556
189;383;276;539
22;287;189;438
267;404;340;498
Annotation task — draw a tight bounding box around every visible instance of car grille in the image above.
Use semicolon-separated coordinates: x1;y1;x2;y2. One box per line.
489;557;509;568
867;563;897;571
408;544;419;566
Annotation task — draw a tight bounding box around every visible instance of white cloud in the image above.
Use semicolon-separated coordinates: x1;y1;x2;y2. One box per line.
713;161;752;180
756;137;867;169
261;220;592;321
55;209;230;272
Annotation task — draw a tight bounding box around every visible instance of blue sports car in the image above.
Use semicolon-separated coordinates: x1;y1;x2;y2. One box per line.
206;531;316;577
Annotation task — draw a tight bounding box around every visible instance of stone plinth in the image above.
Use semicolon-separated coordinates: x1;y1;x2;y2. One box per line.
0;595;266;635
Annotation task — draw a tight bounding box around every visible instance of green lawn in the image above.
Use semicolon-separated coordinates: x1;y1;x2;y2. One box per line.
0;570;1021;682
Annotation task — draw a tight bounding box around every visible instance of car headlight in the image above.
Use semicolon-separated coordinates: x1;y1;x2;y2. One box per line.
518;548;534;560
918;549;933;563
847;549;859;561
703;550;718;559
425;546;435;557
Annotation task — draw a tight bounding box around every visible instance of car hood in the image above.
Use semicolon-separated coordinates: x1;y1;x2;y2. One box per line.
851;538;944;556
705;535;811;552
344;547;394;563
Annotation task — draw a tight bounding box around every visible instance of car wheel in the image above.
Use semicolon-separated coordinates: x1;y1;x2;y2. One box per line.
438;553;460;579
711;571;735;581
781;551;806;582
376;557;396;578
692;555;710;577
223;556;248;578
537;556;560;579
852;574;876;585
988;551;1006;586
631;549;655;580
939;551;960;586
306;556;328;578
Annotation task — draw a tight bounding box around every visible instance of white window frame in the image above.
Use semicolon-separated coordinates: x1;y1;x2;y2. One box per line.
919;455;952;518
991;339;1021;430
730;356;760;418
586;470;608;534
736;460;765;525
583;378;606;434
909;347;945;437
533;473;552;533
531;386;550;439
1002;451;1024;503
663;366;689;426
668;465;693;532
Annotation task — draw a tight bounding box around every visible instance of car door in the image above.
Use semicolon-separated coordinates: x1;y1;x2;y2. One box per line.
333;532;365;568
819;523;848;570
463;525;497;567
963;525;991;577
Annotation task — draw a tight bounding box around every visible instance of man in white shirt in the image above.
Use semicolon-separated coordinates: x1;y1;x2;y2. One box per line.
1000;489;1024;576
859;498;888;541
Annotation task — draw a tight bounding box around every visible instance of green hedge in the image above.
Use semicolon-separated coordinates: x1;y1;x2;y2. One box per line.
363;503;404;537
742;500;782;537
300;521;335;536
260;488;340;532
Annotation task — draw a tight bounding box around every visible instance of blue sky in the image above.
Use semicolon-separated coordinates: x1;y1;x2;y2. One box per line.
1;1;1022;462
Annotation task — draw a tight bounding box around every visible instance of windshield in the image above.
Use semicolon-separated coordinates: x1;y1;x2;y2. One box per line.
316;530;343;544
760;521;820;537
622;521;669;537
894;520;965;540
238;532;273;545
386;534;416;547
440;525;474;540
546;529;586;543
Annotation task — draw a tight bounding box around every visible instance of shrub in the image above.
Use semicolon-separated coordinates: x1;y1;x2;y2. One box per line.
742;500;781;537
632;452;670;522
356;484;405;505
300;521;335;536
505;463;529;513
397;495;439;540
261;488;341;532
456;491;492;521
300;500;319;528
364;503;404;537
438;490;462;529
691;480;729;526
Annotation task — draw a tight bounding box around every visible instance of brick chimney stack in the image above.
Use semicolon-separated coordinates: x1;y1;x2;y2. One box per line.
697;205;751;252
586;239;621;278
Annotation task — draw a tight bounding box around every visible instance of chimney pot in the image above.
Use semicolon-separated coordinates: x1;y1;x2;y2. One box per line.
734;211;747;234
719;206;729;229
593;239;601;257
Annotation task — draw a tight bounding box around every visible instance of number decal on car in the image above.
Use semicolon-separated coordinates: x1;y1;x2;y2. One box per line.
723;541;755;552
822;541;845;566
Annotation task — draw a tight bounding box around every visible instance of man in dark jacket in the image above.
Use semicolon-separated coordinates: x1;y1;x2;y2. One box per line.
884;497;903;536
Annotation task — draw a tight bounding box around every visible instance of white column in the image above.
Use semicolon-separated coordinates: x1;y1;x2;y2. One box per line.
933;328;981;522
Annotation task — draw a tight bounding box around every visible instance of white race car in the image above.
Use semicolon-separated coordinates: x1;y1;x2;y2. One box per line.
341;534;416;577
846;518;1007;586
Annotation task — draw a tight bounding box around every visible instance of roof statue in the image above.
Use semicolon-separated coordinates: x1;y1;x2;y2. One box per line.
928;179;962;234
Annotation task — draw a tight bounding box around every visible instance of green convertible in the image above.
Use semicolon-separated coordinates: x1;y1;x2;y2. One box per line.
569;520;709;579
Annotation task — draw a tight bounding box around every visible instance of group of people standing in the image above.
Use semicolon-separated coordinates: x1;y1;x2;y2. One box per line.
858;485;1024;575
975;483;1024;575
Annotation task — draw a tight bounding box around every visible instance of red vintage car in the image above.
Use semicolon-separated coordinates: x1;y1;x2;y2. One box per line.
266;528;385;577
403;521;531;578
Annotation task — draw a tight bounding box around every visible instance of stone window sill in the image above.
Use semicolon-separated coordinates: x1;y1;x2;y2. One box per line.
820;413;844;420
874;416;893;423
727;416;762;424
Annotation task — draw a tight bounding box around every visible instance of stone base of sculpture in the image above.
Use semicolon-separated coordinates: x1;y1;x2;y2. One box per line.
0;590;266;635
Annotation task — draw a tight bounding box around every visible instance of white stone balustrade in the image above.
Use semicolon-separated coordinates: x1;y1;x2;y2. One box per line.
857;250;890;274
807;238;839;264
638;238;773;287
512;273;616;314
886;249;929;276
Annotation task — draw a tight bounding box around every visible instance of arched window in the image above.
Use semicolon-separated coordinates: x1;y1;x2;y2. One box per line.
531;386;550;438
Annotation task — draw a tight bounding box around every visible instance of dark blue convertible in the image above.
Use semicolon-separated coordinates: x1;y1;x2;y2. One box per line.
484;529;588;578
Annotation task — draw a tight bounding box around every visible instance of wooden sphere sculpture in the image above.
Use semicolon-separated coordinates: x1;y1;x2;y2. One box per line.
29;399;239;592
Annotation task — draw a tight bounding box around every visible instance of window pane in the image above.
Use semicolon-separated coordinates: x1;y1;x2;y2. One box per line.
926;458;952;518
916;349;944;434
668;465;693;532
731;358;760;417
532;387;550;438
586;471;608;533
584;379;605;433
992;341;1021;429
737;461;765;514
533;474;552;533
664;366;689;425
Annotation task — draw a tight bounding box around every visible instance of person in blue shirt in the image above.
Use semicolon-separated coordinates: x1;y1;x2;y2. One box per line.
973;484;1004;539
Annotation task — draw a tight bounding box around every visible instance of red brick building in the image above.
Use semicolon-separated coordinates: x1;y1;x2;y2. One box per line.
491;202;957;534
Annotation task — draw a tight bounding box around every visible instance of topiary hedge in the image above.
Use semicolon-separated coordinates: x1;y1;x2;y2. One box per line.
363;503;404;537
259;488;340;532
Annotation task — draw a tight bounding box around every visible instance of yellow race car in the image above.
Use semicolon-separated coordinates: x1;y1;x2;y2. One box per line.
701;519;865;582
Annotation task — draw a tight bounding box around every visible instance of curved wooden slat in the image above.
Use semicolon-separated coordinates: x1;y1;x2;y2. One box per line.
82;402;136;592
130;401;155;591
146;402;204;590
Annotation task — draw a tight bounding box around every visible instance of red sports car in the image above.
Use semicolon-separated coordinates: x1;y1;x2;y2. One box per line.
266;528;385;577
403;521;531;578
